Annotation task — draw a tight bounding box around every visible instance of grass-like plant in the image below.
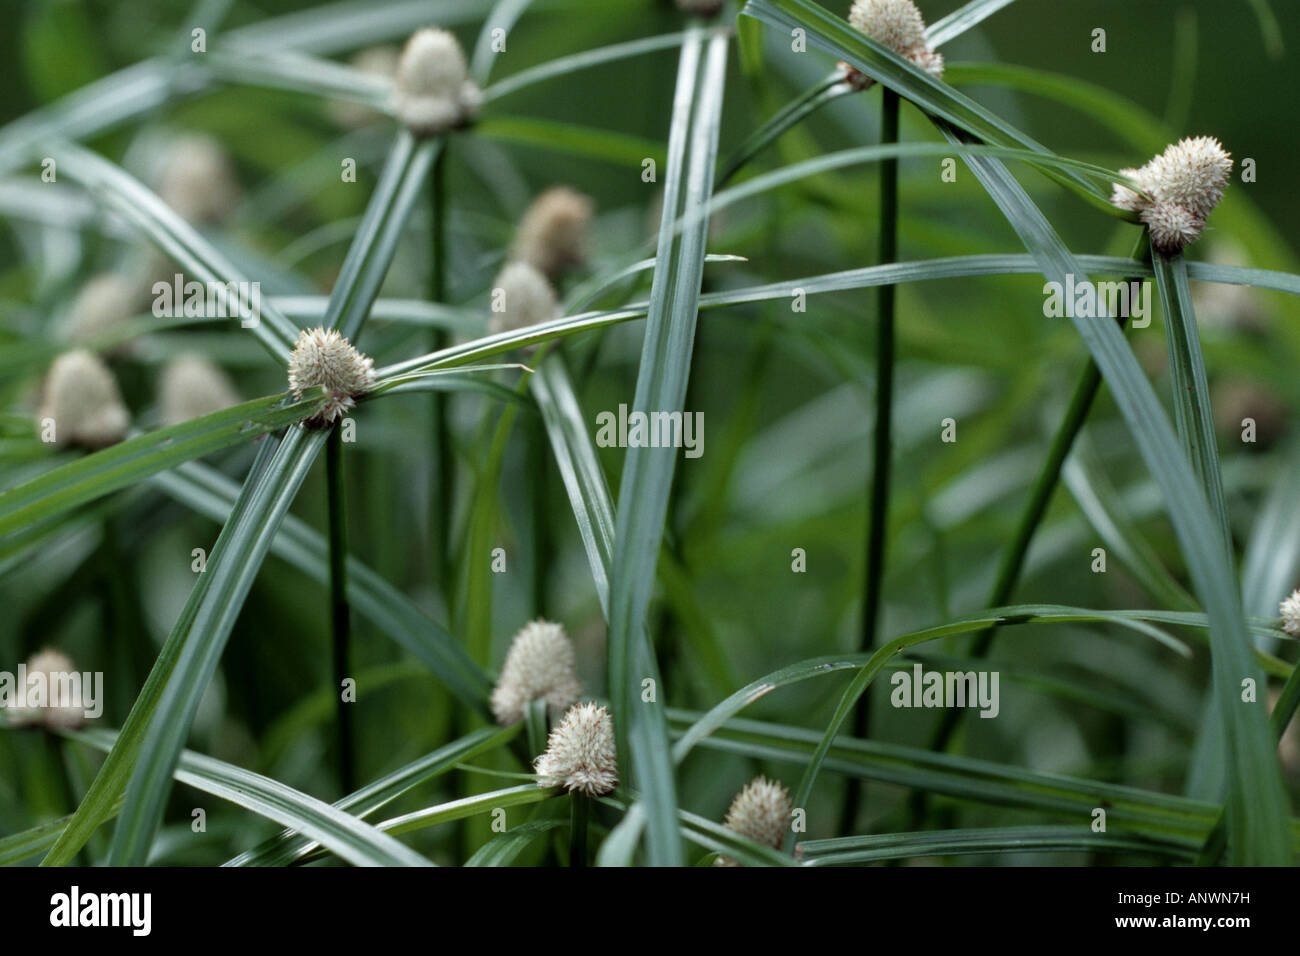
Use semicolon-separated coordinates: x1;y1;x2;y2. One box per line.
1;0;1298;868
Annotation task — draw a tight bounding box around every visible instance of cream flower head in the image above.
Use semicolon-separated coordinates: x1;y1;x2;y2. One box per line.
391;28;482;136
1110;137;1233;254
38;350;130;448
535;701;618;796
156;135;242;225
159;353;241;426
5;649;87;730
1280;589;1300;637
841;0;944;89
64;273;144;347
287;327;375;425
510;187;595;280
716;775;792;865
490;620;582;725
488;261;559;338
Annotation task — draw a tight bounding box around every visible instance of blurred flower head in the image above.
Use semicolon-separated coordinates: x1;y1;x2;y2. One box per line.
38;350;129;448
159;353;241;426
156;134;242;225
489;261;559;339
511;186;595;280
490;620;583;725
392;28;482;136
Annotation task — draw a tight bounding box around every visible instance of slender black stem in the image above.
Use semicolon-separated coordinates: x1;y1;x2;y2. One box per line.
570;792;590;867
842;87;900;836
326;424;355;795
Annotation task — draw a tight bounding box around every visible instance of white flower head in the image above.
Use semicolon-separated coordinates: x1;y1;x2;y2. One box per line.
491;620;582;725
510;186;595;280
287;327;375;426
64;273;143;347
392;28;482;136
489;261;559;339
1110;137;1232;254
159;353;241;426
38;350;129;448
842;0;944;88
716;775;792;865
156;134;241;225
535;701;618;796
1281;589;1300;636
5;649;87;730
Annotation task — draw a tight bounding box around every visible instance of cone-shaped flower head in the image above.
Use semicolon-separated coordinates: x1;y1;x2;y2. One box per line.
1281;589;1300;637
159;353;241;426
392;28;482;136
842;0;944;88
510;186;595;280
716;775;792;865
488;261;559;338
1110;137;1232;254
5;649;86;730
38;350;129;448
491;620;583;725
156;135;242;225
65;273;143;346
535;701;618;796
287;327;375;426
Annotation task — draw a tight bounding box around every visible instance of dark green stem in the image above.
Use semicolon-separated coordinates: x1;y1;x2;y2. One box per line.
842;87;899;836
326;424;354;795
909;233;1153;826
570;791;590;867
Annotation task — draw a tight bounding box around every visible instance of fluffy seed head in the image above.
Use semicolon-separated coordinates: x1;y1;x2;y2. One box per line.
716;776;792;865
535;701;618;796
287;327;375;425
5;649;86;730
38;350;129;448
842;0;943;87
1281;589;1300;636
510;186;595;279
159;353;241;426
489;261;559;338
392;28;482;135
156;135;241;224
491;620;582;725
1110;137;1232;253
65;273;142;346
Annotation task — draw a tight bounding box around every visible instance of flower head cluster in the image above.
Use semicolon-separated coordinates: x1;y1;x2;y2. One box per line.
1111;136;1233;254
841;0;944;90
391;28;482;136
38;350;129;448
716;775;792;865
490;620;583;725
534;701;618;796
159;353;241;426
511;186;595;280
4;650;86;730
287;327;375;425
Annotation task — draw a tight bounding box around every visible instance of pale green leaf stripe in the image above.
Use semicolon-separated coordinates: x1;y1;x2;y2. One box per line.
926;0;1018;48
71;729;431;867
740;0;1110;207
47;141;302;358
0;390;325;538
108;429;328;865
42;434;282;865
671;713;1300;848
607;24;728;868
798;826;1192;865
466;820;566;866
227;725;517;866
150;460;494;713
484;32;689;102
